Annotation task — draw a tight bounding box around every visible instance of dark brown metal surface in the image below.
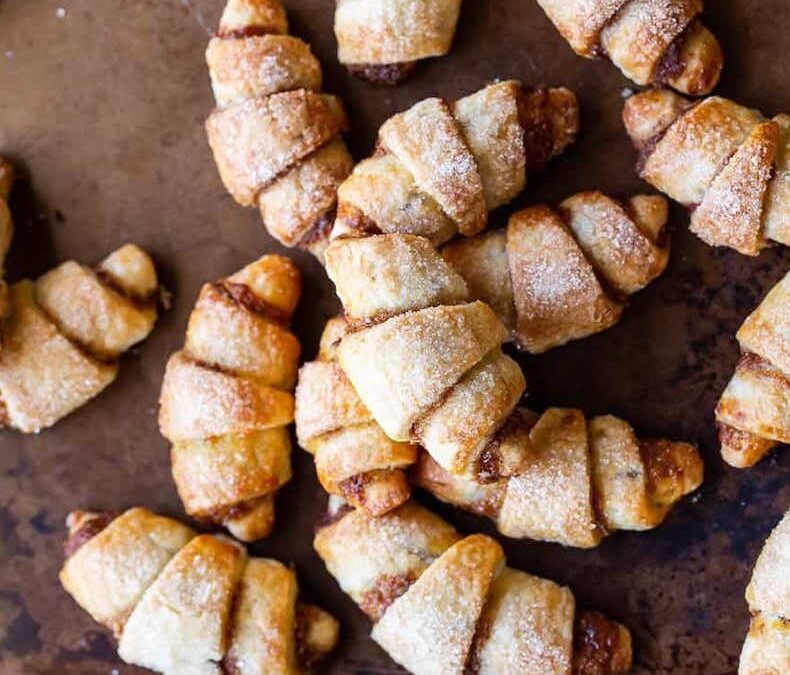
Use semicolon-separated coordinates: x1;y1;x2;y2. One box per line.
0;1;788;673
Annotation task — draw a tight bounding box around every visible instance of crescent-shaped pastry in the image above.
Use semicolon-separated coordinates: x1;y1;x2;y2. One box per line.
740;509;790;674
0;244;159;433
443;191;670;353
414;407;703;548
60;508;338;674
206;0;354;256
315;499;632;674
535;0;722;95
716;271;790;468
333;81;579;244
159;254;301;541
325;233;528;483
295;317;418;516
623;89;790;256
334;0;462;84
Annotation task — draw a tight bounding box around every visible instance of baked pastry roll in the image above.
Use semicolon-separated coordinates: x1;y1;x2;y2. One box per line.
443;191;670;353
325;233;528;483
716;271;790;468
159;254;301;541
536;0;722;95
206;0;354;256
623;89;790;256
740;509;790;675
0;244;159;433
315;499;632;674
295;316;418;516
333;81;579;244
60;508;338;675
414;407;703;548
334;0;462;84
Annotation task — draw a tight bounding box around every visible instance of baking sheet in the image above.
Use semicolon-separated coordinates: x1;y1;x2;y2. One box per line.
0;0;788;673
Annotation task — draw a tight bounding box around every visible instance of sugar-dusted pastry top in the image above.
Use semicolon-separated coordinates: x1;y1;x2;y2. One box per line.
325;232;528;484
0;244;159;433
415;407;703;548
740;510;790;675
206;0;353;256
624;89;790;256
159;254;301;542
334;0;462;84
443;190;670;353
333;81;579;245
60;507;338;675
536;0;722;95
315;499;632;674
716;271;790;468
295;316;418;516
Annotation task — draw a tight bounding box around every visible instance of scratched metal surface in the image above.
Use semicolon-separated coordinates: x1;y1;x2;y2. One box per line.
0;0;787;673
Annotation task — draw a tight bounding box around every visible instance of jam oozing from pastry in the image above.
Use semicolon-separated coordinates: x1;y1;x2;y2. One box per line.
516;89;556;172
95;269;158;306
360;572;417;621
347;61;417;86
217;26;275;40
297;206;337;249
653;29;686;85
314;502;354;533
63;512;118;559
572;610;623;675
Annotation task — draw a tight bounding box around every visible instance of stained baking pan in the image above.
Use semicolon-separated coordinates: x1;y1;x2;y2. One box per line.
0;0;787;673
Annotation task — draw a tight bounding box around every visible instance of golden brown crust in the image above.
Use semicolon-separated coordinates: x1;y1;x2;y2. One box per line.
324;229;526;482
206;0;353;254
61;507;337;674
159;255;301;540
414;407;702;548
740;510;790;674
624;90;788;255
0;245;159;433
507;205;623;354
716;272;790;467
536;0;722;94
295;320;418;516
443;191;669;353
333;83;579;243
315;501;632;674
572;611;633;675
334;0;461;78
